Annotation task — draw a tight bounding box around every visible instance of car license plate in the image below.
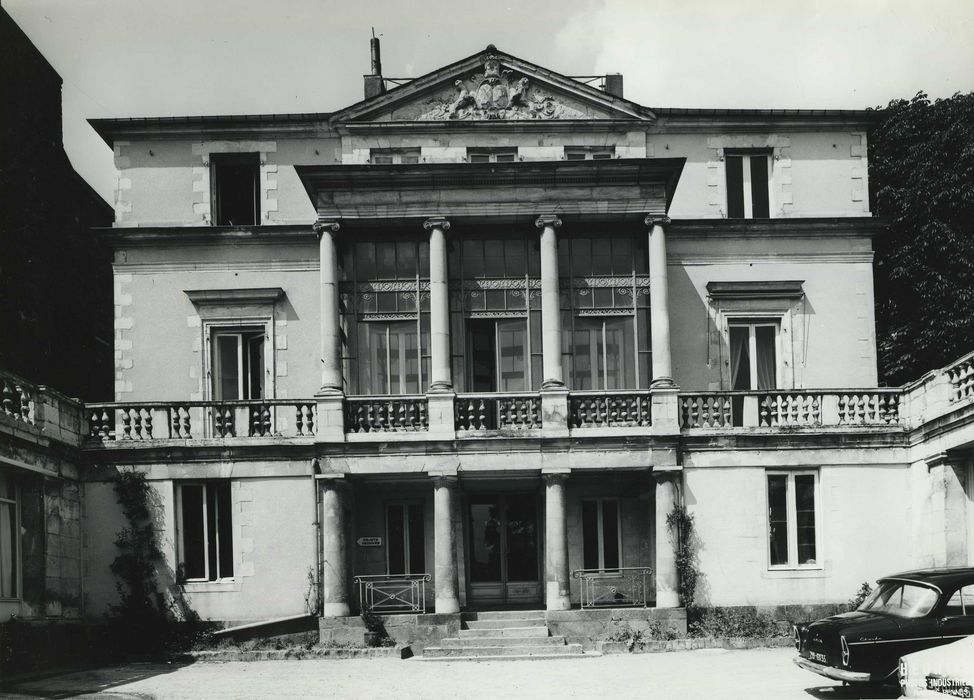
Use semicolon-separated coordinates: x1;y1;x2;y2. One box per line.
926;675;973;699
809;651;828;664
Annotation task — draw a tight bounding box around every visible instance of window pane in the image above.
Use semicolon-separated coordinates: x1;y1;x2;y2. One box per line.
369;325;389;394
216;482;234;578
357;242;376;279
503;238;524;276
506;495;537;581
582;501;599;570
206;485;218;581
214;155;258;226
0;501;16;597
768;475;789;566
181;485;206;579
494;152;516;162
497;320;526;392
611;238;632;275
469;153;490;163
376;243;397;279
729;326;751;391
407;504;425;575
601;500;620;570
750;156;770;218
387;505;406;575
604;318;634;390
755;326;777;390
484;240;505;277
462;240;484;277
726;156;745;218
469;500;502;582
795;475;816;565
396;241;417;279
246;333;264;399
572;324;596;390
216;335;239;400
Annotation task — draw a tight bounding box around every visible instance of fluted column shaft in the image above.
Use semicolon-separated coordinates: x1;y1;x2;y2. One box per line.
317;220;342;393
425;218;452;392
536;216;564;389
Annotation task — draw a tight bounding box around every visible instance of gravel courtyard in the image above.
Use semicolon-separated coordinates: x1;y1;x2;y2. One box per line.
5;648;901;700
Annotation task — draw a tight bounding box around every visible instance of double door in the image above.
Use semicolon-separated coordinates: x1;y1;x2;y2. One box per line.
467;494;540;606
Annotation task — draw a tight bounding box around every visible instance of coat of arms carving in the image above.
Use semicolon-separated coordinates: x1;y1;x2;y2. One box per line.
416;55;588;121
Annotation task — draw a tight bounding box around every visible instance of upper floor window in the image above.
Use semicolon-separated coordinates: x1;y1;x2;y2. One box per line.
725;151;771;219
565;147;614;161
370;148;421;165
211;153;259;226
212;328;265;400
729;321;778;392
468;148;517;163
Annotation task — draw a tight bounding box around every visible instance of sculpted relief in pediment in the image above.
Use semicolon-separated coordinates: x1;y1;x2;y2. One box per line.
384;55;605;121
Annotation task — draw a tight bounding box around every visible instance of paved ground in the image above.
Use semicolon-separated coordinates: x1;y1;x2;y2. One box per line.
4;648;902;700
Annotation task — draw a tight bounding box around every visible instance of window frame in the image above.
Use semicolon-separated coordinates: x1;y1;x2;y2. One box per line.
210;152;261;226
385;501;425;576
467;147;518;163
0;478;20;601
765;469;822;571
203;318;273;402
727;319;781;391
364;320;423;395
564;146;615;161
175;481;235;584
581;497;623;571
211;327;266;401
369;148;421;165
724;150;773;219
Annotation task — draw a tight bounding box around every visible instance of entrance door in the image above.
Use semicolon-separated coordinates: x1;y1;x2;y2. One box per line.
467;494;540;606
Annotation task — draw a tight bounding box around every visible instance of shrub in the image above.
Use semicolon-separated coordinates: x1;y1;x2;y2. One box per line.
849;581;873;610
688;607;785;639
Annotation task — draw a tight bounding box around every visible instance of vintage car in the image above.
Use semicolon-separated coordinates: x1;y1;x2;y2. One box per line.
899;635;974;698
793;568;974;685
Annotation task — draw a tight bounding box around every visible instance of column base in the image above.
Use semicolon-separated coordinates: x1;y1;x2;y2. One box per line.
321;602;351;618
435;596;460;614
655;591;680;608
545;582;571;611
650;377;676;389
428;381;454;393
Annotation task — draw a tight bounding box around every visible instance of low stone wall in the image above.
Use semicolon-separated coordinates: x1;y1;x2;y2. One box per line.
318;613;461;654
546;608;688;651
598;636;793;654
184;646;407;662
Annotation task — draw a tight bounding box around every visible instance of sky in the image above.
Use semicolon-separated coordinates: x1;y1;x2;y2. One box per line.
6;0;974;205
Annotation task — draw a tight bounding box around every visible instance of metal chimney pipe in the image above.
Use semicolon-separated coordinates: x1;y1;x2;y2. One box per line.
370;29;382;76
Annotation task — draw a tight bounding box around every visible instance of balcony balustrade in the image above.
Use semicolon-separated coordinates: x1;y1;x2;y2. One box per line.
569;390;652;429
85;399;317;442
679;389;902;429
572;567;653;608
354;573;430;614
1;371;35;426
947;352;974;403
344;396;428;433
454;392;541;432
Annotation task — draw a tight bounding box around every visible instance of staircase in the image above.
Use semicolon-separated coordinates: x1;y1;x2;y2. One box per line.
422;610;586;661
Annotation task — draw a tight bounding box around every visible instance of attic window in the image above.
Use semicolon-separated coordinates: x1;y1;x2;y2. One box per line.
211;153;260;226
370;148;420;165
468;147;517;163
565;147;615;161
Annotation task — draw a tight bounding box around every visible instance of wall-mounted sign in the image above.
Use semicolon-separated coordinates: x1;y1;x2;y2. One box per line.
356;536;382;547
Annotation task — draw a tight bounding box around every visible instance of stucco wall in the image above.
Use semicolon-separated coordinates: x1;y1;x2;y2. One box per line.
685;464;911;607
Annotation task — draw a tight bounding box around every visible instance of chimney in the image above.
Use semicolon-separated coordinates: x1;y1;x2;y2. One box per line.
604;73;623;99
364;30;385;99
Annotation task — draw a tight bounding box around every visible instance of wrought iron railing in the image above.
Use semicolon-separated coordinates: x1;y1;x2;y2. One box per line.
572;567;653;608
454;392;541;431
354;573;430;614
85;399;317;441
569;390;652;428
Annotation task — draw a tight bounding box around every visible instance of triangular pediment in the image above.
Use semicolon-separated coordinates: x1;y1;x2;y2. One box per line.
331;45;655;124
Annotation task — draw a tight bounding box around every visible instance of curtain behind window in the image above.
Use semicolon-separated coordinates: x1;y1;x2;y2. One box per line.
755;326;777;390
730;326;749;390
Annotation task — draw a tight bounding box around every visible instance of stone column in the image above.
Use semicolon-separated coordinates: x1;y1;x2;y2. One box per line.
654;471;681;608
433;475;460;613
646;216;674;388
536;216;565;389
424;218;452;392
316;220;342;393
544;472;571;610
925;453;969;567
320;479;350;617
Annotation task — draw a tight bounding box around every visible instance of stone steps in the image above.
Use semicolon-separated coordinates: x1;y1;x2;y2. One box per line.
423;610;587;661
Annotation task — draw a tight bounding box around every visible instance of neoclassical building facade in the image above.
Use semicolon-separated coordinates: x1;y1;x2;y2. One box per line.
4;45;970;642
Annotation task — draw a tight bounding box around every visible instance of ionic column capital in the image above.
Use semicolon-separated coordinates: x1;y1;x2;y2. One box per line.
535;215;562;230
314;219;341;236
423;217;451;232
430;473;459;488
542;471;570;486
645;215;671;229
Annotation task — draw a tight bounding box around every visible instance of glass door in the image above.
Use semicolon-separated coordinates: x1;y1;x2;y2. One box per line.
467;494;540;606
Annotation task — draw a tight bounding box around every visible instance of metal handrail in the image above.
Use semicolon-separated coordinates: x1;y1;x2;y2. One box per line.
354;573;431;614
572;567;653;609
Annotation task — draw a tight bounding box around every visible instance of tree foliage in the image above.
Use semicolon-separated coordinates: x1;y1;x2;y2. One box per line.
870;91;974;385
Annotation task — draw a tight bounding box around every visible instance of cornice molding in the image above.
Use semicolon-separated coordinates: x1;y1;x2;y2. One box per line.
668;217;886;239
184;287;285;306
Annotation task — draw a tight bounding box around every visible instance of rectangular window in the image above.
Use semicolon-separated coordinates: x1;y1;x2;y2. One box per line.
370;148;421;165
572;318;635;390
725;152;771;219
582;498;621;570
386;503;425;575
359;322;421;395
0;473;18;599
212;328;265;400
468;148;517;163
178;481;234;582
729;322;778;392
565;146;615;161
211;153;260;226
767;471;819;568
